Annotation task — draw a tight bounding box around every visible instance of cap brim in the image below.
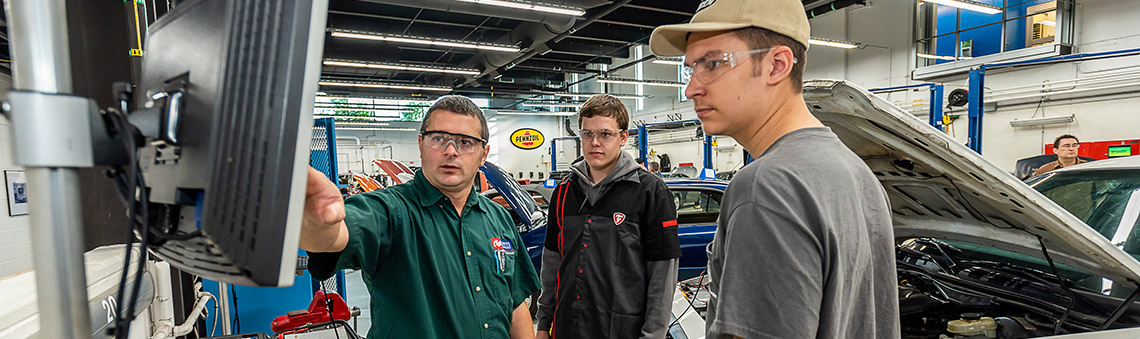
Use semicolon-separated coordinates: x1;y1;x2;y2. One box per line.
649;22;753;57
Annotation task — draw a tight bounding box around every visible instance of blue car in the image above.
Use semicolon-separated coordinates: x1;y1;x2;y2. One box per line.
480;162;725;280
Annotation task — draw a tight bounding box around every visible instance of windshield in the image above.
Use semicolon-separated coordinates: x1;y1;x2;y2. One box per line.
1030;170;1140;259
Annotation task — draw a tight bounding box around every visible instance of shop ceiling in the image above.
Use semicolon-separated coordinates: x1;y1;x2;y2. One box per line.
0;1;862;98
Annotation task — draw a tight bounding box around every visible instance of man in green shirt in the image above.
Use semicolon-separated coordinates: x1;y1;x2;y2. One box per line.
299;95;540;339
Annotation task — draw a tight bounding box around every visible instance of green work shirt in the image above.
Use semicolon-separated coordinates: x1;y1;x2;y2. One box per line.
309;171;540;339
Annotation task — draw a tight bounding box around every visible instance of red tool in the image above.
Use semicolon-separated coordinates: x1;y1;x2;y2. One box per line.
270;290;351;333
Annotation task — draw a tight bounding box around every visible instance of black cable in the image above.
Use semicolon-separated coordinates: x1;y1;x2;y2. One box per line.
232;287;241;333
667;271;707;330
321;283;342;339
1038;236;1077;335
105;107;140;339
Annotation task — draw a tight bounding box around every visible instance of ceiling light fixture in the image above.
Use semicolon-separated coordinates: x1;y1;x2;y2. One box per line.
496;110;577;116
1038;20;1056;27
314;115;401;121
522;103;582;108
334;122;392;127
337;127;419;132
316;95;433;102
808;37;860;49
553;92;647;99
323;59;480;76
1009;115;1075;128
328;29;522;53
319;80;453;92
652;57;684;66
921;0;1002;15
456;0;585;16
597;77;687;88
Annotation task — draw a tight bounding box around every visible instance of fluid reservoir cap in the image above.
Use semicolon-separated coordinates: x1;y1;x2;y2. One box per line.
961;313;982;321
948;317;998;338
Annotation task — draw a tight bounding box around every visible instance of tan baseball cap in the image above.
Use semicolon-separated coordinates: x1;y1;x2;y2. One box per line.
649;0;811;57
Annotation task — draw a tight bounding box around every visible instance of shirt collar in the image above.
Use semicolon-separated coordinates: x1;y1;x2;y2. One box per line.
412;170;486;212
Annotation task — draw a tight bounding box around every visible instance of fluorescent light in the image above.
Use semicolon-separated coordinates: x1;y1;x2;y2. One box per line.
338;127;418;132
315;107;408;115
1009;114;1075;127
1038;20;1056;27
328;29;522;53
523;103;581;108
597;77;686;88
314;115;400;121
319;80;453;92
456;0;585;16
808;38;859;49
922;0;1002;15
652;57;684;66
496;110;577;116
917;53;959;61
323;59;480;76
317;95;433;102
334;122;391;126
553;92;647;99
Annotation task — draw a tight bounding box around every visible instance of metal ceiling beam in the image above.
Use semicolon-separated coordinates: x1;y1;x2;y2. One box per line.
328;9;512;32
621;4;693;17
594;18;655;29
356;0;575;26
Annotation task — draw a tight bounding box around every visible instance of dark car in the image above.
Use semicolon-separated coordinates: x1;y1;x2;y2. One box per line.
479;163;726;280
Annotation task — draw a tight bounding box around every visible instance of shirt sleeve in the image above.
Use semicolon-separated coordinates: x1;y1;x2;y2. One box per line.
307;193;397;281
501;207;541;309
544;182;566;252
707;201;824;339
641;179;681;261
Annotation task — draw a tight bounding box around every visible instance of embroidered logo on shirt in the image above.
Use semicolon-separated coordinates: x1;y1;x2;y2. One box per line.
613;212;626;226
492;238;514;253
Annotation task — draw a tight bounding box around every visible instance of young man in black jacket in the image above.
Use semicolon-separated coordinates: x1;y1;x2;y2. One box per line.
535;94;681;339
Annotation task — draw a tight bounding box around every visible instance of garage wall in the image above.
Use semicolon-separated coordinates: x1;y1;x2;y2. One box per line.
619;0;1140;172
486;114;567;179
0;74;33;279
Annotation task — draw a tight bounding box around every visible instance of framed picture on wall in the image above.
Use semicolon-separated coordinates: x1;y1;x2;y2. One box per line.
5;170;28;216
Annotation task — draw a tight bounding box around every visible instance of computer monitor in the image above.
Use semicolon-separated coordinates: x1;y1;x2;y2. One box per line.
135;0;327;287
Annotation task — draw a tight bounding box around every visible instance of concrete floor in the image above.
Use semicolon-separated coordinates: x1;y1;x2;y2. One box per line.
344;269;371;335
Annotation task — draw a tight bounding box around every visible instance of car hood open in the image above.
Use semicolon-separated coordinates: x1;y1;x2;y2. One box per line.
803;80;1140;286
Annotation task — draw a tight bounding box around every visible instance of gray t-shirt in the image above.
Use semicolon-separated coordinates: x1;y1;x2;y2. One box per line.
706;127;899;339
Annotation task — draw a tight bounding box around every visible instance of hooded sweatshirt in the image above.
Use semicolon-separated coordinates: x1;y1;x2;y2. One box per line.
535;151;681;339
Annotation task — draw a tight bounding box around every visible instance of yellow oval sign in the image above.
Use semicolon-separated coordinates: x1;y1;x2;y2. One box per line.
511;128;545;150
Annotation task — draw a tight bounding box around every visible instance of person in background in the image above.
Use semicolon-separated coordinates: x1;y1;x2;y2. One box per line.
1033;134;1087;176
648;161;662;176
649;0;900;337
635;157;646;169
299;95;540;339
535;94;680;339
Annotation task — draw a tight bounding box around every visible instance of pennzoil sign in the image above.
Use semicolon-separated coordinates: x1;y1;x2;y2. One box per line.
511;128;545;150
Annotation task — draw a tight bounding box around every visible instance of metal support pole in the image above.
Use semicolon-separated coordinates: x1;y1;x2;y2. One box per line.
703;134;713;169
4;1;94;338
967;68;985;154
218;282;232;335
638;126;648;162
930;85;944;131
550;140;558;172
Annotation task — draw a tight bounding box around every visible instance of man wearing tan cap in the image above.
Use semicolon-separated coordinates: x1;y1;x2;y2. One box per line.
650;0;900;338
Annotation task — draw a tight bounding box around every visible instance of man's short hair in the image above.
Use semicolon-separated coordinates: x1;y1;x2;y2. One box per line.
1053;134;1079;149
733;27;807;92
578;94;629;130
649;162;661;172
635;158;645;165
422;95;490;140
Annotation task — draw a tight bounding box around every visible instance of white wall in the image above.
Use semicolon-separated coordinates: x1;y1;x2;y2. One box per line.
0;74;33;279
801;0;1140;171
618;0;1140;172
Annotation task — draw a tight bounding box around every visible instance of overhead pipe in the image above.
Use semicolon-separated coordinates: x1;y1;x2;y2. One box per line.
356;0;589;26
457;0;636;87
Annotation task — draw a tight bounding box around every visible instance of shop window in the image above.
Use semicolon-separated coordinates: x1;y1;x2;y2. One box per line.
915;0;1070;71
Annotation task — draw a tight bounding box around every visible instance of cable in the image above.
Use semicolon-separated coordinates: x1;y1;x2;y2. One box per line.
667;271;707;330
231;287;241;333
1038;236;1077;335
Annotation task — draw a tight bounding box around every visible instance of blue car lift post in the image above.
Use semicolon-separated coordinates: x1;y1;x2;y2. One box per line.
965;47;1140;154
635;119;714;170
868;83;946;131
549;136;580;172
